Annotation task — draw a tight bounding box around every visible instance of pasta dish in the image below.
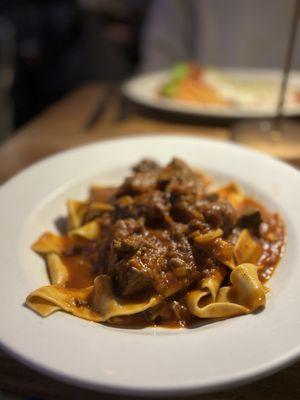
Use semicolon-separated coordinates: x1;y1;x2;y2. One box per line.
26;158;285;328
160;63;228;106
160;63;300;109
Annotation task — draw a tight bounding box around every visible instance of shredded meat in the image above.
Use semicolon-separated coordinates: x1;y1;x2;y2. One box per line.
196;200;237;234
108;219;199;296
94;158;238;302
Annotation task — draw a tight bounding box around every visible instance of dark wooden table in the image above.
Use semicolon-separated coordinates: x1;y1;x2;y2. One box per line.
1;83;300;400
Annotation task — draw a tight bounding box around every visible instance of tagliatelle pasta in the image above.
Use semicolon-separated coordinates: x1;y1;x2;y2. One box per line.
26;158;285;328
186;264;266;319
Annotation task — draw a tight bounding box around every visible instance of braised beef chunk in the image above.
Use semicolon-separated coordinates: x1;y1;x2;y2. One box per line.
115;191;170;226
112;262;153;297
197;200;237;234
237;207;262;235
156;158;206;223
109;223;199;296
117;160;162;197
158;158;204;197
133;159;160;173
188;219;210;235
117;171;158;196
110;218;144;247
107;219;149;295
170;194;203;223
97;158;240;301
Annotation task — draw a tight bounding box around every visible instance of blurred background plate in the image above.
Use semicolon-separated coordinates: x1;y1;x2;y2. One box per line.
123;68;300;118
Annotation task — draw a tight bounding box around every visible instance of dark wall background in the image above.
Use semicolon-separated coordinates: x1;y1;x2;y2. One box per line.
0;0;149;131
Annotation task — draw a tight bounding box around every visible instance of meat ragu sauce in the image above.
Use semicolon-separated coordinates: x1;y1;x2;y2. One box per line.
58;158;285;328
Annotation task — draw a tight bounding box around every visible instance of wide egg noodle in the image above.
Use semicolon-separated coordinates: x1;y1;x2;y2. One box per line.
89;201;114;212
46;253;69;285
228;263;266;310
26;275;161;322
193;231;236;270
234;228;263;266
222;257;236;270
191;228;223;244
186;263;266;318
201;266;227;301
68;220;101;240
187;266;226;310
92;275;161;321
84;201;115;223
32;232;73;255
67;199;89;230
216;182;245;208
26;285;99;320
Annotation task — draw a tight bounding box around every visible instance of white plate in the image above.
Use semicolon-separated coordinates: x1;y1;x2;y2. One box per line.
123;69;300;118
1;135;300;396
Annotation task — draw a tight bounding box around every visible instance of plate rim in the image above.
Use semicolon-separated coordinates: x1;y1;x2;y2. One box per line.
1;337;300;397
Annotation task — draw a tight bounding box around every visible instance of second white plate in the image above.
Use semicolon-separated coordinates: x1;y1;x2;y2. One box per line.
123;68;300;118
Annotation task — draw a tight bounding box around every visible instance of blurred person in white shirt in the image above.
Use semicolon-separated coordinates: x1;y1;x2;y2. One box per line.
140;0;300;72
